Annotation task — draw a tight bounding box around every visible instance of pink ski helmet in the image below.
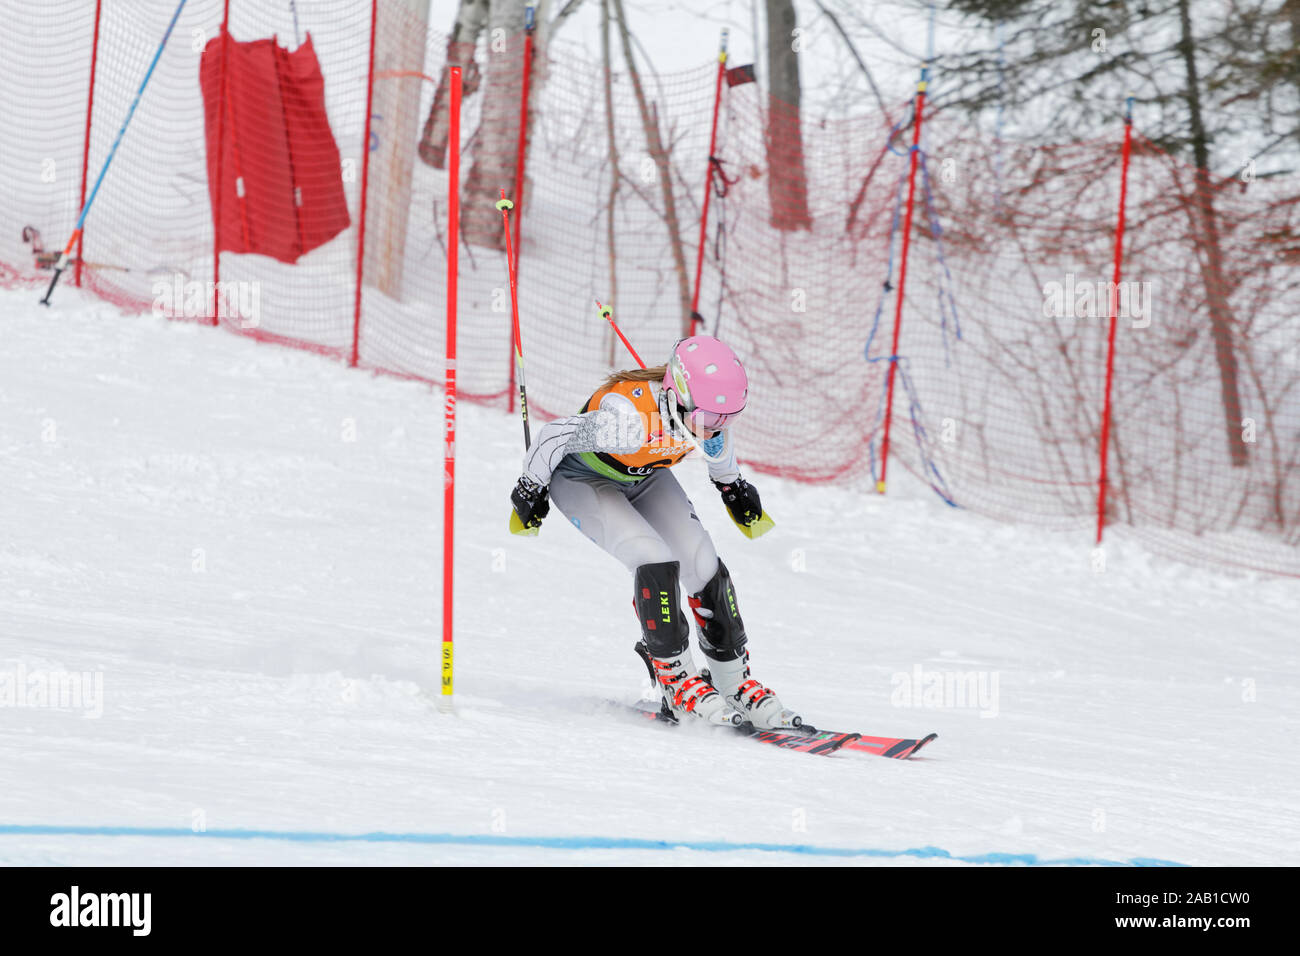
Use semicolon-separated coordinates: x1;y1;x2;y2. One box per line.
661;335;748;430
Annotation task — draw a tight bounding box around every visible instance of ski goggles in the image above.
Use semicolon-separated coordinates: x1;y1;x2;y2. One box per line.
671;396;741;431
687;406;742;430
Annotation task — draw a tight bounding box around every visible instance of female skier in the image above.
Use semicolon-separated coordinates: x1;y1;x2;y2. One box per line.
508;335;800;729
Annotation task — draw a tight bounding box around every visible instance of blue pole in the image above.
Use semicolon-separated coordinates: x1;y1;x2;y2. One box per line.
42;0;190;305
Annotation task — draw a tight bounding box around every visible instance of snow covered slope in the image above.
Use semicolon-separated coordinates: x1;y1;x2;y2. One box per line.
1;288;1296;866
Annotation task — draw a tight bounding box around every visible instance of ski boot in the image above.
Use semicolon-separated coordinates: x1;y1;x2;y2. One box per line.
690;559;803;730
702;649;802;730
632;561;740;726
634;641;740;726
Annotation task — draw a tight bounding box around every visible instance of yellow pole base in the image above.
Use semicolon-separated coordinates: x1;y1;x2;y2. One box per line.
876;479;887;494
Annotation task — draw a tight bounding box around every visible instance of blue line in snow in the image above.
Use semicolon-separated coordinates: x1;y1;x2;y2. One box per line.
0;824;1184;866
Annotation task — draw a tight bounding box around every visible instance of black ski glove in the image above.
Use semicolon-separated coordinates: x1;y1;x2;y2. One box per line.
511;476;550;530
713;477;762;527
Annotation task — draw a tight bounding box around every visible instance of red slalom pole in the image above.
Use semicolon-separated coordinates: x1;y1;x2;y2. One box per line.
351;0;379;364
596;301;646;368
441;66;461;713
1096;96;1135;546
211;0;230;324
75;0;103;288
497;190;531;448
512;5;535;261
876;68;928;494
689;29;728;336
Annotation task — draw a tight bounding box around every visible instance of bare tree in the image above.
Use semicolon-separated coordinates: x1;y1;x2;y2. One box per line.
765;0;812;230
611;0;693;334
462;0;535;248
1176;0;1246;466
422;1;586;249
939;0;1262;468
418;0;489;169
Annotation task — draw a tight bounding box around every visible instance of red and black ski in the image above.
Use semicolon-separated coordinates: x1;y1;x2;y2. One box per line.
748;726;863;755
843;732;938;760
623;644;935;759
622;700;935;760
618;697;935;759
624;701;860;756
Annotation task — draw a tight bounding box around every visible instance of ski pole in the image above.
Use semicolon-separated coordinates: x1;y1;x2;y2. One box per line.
595;301;646;368
41;0;189;306
497;189;530;449
689;29;728;336
499;189;542;539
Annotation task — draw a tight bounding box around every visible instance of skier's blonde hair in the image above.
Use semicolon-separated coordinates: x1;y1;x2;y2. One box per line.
598;365;667;392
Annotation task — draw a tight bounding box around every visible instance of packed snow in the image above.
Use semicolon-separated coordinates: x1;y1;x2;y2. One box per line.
1;287;1296;866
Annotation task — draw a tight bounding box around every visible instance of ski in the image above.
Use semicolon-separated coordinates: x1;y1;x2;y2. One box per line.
748;725;862;755
843;732;938;760
621;701;860;756
621;700;936;760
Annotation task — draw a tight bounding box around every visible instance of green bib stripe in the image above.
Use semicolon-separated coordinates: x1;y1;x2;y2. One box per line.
577;451;643;483
577;393;647;482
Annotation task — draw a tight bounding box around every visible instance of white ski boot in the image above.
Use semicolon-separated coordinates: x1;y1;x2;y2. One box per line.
704;649;802;730
631;560;741;726
687;559;802;730
640;644;741;726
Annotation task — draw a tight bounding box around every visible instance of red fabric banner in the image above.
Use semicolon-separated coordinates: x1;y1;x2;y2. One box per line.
200;33;350;264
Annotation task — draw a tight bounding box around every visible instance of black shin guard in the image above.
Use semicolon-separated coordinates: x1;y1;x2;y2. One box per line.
690;559;747;662
633;561;689;658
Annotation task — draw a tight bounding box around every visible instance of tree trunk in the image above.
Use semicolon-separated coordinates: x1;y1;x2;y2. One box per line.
1287;0;1300;149
462;0;551;250
462;0;525;248
764;0;811;230
364;0;431;299
1177;0;1247;468
417;0;488;169
611;0;692;334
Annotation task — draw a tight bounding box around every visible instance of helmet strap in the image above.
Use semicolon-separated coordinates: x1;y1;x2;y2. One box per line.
661;389;733;464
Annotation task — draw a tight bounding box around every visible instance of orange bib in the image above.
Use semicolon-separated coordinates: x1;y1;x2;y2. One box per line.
576;380;693;482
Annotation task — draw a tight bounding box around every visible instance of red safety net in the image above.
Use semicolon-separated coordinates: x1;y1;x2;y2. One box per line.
1;1;1297;577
